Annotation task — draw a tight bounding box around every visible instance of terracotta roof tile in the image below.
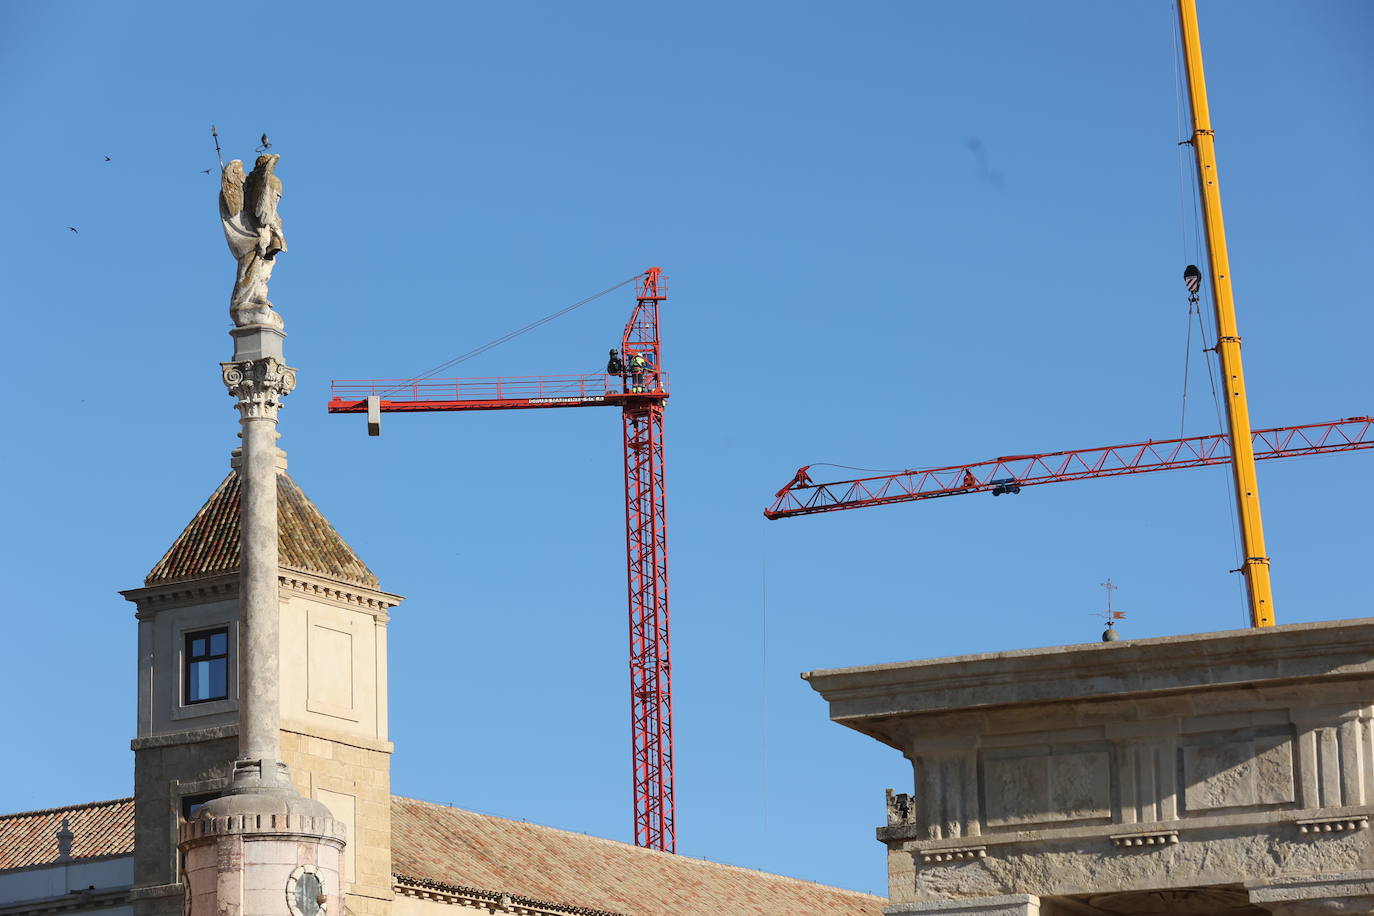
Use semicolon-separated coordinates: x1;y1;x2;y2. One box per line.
145;472;379;589
1;797;880;915
391;797;883;916
0;798;134;871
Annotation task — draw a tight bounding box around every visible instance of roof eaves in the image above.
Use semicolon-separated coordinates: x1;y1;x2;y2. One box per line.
394;875;626;916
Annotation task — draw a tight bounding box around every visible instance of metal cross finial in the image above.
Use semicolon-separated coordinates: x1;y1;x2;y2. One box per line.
1094;578;1127;641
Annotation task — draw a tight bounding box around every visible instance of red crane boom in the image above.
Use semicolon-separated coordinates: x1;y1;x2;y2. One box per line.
329;269;676;852
766;417;1373;520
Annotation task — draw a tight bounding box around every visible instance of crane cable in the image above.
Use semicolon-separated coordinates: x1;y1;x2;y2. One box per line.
372;272;645;399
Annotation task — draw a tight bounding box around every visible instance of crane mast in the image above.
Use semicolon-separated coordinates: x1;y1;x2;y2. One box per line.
620;269;674;851
1178;0;1274;627
328;269;676;852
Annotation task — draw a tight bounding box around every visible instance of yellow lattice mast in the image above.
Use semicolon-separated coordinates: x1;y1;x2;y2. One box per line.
1177;0;1275;627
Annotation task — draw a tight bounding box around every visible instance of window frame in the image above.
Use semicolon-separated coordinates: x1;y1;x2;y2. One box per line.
183;626;230;705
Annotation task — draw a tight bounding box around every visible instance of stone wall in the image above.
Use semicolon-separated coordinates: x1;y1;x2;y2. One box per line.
124;572;400;916
130;729;236;916
805;619;1374;915
281;727;394;916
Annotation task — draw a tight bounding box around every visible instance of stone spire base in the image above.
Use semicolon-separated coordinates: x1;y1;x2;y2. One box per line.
181;793;344;916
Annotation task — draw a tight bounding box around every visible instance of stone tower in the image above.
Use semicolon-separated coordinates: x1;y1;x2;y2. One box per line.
121;153;402;916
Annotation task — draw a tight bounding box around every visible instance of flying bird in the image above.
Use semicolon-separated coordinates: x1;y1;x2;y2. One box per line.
66;226;78;233
103;155;111;162
201;168;213;174
256;133;272;152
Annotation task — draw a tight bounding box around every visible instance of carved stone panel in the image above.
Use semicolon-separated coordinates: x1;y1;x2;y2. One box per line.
1181;734;1295;812
983;748;1111;828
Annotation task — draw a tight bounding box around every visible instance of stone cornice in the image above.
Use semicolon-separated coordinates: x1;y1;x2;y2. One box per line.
131;724;237;751
805;618;1374;736
279;571;403;619
0;888;128;916
877;808;1374;848
394;876;624;916
122;570;402;619
179;812;344;847
123;575;239;618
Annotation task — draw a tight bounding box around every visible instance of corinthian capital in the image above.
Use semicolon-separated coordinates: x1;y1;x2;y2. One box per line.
222;357;297;420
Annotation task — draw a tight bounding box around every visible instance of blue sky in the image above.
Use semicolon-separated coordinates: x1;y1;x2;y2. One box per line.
2;0;1370;896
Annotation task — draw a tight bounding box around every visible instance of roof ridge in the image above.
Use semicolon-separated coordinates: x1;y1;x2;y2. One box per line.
0;797;133;821
391;796;882;898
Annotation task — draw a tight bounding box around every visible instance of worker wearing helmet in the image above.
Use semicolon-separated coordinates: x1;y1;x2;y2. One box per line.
627;351;652;393
607;348;626;391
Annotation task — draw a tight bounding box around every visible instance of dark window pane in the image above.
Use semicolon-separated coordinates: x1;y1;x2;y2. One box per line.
181;793;218;821
185;627;230;705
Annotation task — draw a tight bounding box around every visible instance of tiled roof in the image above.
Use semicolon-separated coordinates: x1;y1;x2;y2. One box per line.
0;798;133;871
391;797;884;916
145;471;379;589
1;797;880;915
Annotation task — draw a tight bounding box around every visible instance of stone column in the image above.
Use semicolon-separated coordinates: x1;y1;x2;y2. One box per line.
179;322;345;916
221;325;296;793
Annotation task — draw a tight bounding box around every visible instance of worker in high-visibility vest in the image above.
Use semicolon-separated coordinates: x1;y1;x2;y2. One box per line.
628;351;652;392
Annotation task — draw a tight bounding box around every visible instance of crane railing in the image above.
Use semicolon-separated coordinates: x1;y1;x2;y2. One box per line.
328;372;668;412
766;416;1374;520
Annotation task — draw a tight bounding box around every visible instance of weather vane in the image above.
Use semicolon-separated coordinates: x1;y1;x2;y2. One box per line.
210;124;224;170
1092;577;1128;641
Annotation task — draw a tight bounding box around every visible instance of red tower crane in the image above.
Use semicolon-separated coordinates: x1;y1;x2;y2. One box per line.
328;269;676;852
766;416;1373;519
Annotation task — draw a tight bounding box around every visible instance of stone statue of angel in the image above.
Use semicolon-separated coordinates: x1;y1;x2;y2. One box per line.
220;154;287;328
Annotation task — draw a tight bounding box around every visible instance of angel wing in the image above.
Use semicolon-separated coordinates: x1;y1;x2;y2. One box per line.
219;160;245;220
243;154;286;257
219;160;257;261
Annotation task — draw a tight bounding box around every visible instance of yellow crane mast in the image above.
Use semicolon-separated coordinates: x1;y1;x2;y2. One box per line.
1177;0;1275;627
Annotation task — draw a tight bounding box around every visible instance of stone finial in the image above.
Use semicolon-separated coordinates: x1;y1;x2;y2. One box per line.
56;817;73;862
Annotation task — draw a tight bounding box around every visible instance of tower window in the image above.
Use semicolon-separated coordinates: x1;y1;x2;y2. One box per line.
184;628;229;704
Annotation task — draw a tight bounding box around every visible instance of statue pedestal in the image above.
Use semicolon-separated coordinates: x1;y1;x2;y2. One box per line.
231;325;286;363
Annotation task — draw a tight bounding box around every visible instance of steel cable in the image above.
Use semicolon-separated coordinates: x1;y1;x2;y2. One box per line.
372;273;644;399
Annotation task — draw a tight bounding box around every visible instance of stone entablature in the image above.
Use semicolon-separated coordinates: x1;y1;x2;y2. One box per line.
803;618;1374;914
